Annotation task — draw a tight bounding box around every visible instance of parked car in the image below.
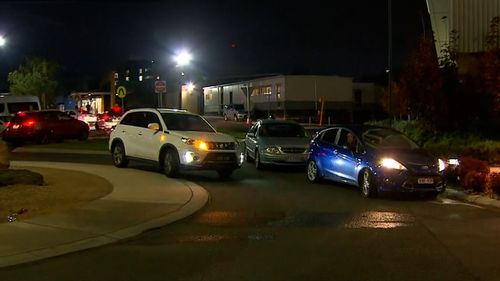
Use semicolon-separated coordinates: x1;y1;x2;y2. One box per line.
96;112;120;130
306;125;447;198
223;104;246;121
109;108;244;178
2;110;89;144
245;119;310;169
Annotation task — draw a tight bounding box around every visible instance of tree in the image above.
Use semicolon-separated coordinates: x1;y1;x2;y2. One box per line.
8;57;59;109
383;35;446;128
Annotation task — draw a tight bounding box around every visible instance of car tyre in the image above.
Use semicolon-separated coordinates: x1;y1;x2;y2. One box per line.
78;129;89;141
307;160;322;183
112;142;129;168
246;150;254;163
37;132;50;145
360;169;377;198
255;149;264;170
163;149;180;178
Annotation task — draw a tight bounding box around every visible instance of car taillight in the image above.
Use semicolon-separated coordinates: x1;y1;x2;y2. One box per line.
4;121;10;127
22;120;36;127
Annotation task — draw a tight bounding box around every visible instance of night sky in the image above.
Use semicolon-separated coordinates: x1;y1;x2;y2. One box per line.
0;0;430;92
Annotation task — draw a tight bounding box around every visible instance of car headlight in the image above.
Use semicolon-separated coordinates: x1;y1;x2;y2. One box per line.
265;146;281;154
182;138;209;151
181;137;195;145
380;158;407;170
438;159;446;172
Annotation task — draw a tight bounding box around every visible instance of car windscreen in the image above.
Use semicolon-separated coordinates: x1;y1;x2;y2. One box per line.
161;113;215;132
232;104;244;110
362;128;419;149
261;123;306;137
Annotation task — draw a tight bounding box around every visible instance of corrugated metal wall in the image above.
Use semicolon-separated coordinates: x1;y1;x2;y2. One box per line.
428;0;500;54
451;0;500;52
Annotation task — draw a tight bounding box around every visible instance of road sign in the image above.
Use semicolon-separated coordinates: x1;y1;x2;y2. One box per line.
116;86;127;98
155;80;167;94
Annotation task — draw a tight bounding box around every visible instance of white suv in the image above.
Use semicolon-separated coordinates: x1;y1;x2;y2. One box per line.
109;108;244;178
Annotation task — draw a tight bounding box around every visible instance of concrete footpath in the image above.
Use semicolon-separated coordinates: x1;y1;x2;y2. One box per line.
0;161;209;268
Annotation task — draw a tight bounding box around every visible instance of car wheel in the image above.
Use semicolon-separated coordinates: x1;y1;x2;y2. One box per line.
306;160;321;183
360;169;377;198
255;149;264;170
37;132;50;144
112;142;128;168
217;169;234;179
163;149;180;178
78;129;89;141
246;149;254;163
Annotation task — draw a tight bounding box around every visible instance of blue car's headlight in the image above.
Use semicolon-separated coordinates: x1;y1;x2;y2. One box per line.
380;158;407;170
438;159;446;172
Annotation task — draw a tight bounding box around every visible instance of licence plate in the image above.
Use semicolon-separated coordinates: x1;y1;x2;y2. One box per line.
418;177;434;184
287;156;304;162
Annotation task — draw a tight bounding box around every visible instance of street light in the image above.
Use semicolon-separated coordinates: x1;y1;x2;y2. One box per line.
174;50;192;67
173;50;193;109
186;82;195;92
0;35;6;47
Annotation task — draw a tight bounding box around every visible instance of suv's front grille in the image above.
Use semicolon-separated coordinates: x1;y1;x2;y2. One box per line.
281;147;306;154
208;142;235;150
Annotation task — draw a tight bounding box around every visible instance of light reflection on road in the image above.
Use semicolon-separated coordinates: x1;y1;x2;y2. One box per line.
344;211;415;229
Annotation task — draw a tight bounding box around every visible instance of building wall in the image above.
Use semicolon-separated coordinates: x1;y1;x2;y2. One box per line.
203;75;355;121
284;75;352;103
427;0;500;57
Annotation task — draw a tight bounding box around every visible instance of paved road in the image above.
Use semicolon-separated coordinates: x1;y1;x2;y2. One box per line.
2;149;500;281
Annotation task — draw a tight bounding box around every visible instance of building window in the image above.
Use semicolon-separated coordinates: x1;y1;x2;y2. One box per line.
126;70;130;75
206;93;212;101
251;88;259;97
139;75;143;82
139;68;143;74
260;86;272;95
114;72;119;79
125;76;130;82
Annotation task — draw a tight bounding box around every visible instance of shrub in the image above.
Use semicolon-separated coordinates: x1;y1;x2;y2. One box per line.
463;172;488;193
486;172;500;196
458;156;490;192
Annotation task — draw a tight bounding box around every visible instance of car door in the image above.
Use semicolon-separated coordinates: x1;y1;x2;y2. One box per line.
245;123;258;158
315;128;341;180
117;112;143;158
137;111;164;161
334;129;362;184
55;112;76;139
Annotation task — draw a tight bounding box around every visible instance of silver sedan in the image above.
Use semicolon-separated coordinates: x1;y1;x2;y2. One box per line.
245;119;310;169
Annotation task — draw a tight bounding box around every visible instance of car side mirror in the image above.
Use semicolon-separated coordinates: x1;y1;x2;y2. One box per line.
148;123;160;131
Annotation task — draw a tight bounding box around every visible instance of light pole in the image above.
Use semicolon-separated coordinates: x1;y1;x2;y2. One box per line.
173;50;192;109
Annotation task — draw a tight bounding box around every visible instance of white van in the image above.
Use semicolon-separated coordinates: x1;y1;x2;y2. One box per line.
0;94;41;120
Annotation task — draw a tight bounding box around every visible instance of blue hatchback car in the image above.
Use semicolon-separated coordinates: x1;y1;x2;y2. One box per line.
306;125;446;198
